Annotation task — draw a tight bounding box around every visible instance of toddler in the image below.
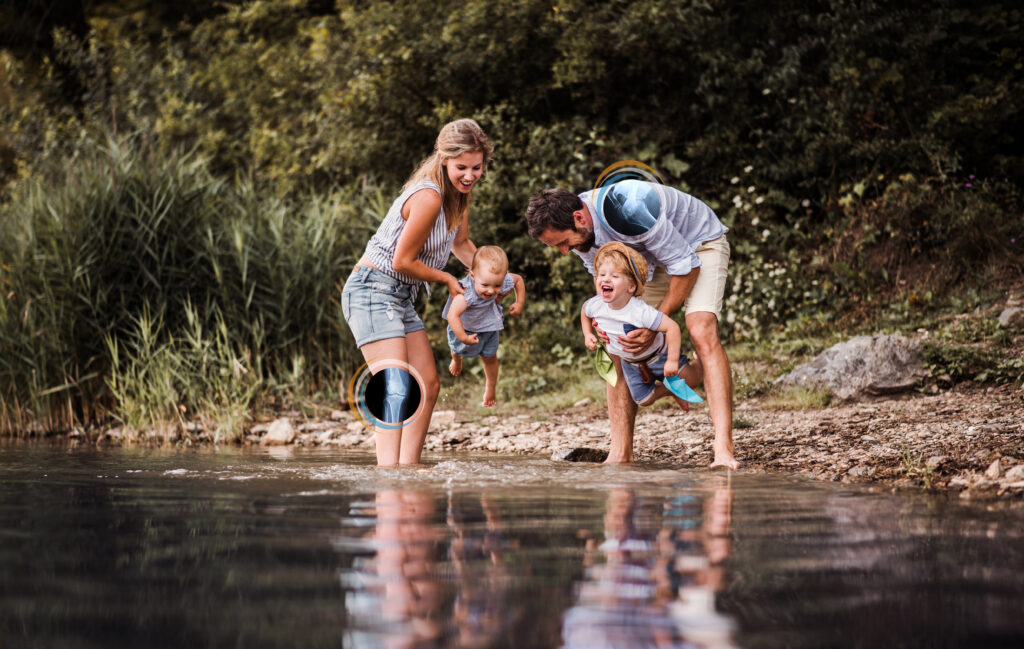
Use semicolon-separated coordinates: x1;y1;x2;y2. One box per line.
580;242;702;409
442;245;525;407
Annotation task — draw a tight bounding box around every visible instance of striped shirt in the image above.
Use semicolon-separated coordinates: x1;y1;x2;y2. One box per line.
575;179;728;279
363;181;457;297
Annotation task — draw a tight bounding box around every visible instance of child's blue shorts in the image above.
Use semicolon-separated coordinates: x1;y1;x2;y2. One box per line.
622;347;690;404
447;326;500;358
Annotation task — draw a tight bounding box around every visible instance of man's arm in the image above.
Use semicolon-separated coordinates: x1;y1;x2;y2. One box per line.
620;267;699;355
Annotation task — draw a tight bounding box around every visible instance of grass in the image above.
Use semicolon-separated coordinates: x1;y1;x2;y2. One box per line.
0;134;376;438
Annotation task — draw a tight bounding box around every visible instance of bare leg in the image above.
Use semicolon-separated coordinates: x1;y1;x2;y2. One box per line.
686;312;739;469
605;354;637;463
480;355;499;407
358;336;408;466
399;330;439;465
449;353;463;376
358;331;439;466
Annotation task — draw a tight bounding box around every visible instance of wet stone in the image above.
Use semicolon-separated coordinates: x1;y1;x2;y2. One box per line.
551;447;609;463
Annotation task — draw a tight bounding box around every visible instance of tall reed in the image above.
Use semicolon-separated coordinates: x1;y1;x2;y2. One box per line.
1;134;381;436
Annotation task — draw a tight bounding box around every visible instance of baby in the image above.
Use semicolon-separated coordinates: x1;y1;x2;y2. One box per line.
580;241;702;409
442;245;526;407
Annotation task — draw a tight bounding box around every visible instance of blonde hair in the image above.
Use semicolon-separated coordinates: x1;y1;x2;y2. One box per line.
403;118;494;231
471;245;508;275
594;242;648;297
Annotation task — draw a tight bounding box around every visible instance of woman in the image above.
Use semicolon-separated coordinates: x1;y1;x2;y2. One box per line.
342;119;493;465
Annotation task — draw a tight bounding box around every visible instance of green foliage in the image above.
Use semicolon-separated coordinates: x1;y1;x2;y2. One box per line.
0;134;370;433
1;0;1022;432
922;342;999;383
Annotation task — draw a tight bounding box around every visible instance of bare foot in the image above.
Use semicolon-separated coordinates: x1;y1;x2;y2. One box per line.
449;354;463;376
710;451;740;470
670;394;691;413
482;388;496;407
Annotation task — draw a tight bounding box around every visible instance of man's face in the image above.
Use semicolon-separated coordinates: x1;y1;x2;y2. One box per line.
538;225;595;255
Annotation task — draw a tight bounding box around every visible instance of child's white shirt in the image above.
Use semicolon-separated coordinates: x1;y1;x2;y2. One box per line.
583;296;665;361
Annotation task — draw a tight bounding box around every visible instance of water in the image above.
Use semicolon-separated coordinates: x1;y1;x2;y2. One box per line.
2;444;1023;649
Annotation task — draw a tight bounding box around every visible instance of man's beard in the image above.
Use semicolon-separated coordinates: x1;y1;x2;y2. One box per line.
573;226;596;253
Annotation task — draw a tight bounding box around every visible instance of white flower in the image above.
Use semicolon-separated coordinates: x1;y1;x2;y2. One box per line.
801;199;810;207
747;185;756;193
744;165;753;173
762;88;771;95
754;196;764;204
730;176;740;184
751;217;760;226
762;229;770;238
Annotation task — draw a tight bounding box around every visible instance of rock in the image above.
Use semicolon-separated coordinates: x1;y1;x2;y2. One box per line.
774;334;925;400
551;447;609;462
329;409;347;421
998;306;1023;328
429;410;456;432
847;465;875;478
573;397;593;408
261;418;295;446
926;455;948;469
985;459;1002;479
1005;464;1024;481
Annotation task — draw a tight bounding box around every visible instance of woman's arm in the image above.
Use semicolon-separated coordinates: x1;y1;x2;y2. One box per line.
450;209;477;269
393;188;463;296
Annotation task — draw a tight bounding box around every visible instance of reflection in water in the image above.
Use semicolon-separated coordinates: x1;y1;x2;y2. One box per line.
447;494;516;649
340;491;518;648
562;477;737;649
342;491;447;648
6;448;1024;648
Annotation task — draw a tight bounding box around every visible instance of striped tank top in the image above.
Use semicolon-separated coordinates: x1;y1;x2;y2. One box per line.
363;181;457;297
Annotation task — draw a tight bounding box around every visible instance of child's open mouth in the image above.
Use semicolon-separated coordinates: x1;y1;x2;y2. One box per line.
600;284;614;298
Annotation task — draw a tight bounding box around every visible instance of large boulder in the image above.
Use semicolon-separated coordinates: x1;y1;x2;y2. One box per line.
774;334;925;401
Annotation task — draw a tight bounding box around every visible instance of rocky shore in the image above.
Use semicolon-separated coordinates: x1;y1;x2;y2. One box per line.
244;380;1024;500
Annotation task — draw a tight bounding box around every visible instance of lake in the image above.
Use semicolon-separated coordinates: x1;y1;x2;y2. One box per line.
2;444;1023;648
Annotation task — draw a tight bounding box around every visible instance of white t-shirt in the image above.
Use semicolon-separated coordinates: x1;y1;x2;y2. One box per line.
582;296;665;362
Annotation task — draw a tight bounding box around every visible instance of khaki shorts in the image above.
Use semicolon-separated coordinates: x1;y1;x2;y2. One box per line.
641;234;730;320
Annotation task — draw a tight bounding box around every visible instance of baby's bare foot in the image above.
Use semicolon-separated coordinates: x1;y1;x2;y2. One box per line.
449;355;463;376
482;387;496;407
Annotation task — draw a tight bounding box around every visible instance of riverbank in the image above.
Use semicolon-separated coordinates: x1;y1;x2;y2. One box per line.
201;379;1024;500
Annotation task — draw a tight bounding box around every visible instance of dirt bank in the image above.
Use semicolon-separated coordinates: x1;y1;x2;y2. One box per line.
242;381;1024;500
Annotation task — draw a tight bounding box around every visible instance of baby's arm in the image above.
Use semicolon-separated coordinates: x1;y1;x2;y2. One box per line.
655;316;682;377
507;273;526;316
447;296;479;345
580;305;599;350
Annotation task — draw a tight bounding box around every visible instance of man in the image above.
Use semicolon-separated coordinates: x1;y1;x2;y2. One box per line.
525;179;739;469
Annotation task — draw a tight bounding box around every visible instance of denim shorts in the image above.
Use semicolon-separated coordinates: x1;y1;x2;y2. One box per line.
341;266;424;347
622;347;690;404
446;326;500;358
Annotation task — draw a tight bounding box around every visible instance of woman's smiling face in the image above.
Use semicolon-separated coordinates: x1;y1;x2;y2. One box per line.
444;151;485;194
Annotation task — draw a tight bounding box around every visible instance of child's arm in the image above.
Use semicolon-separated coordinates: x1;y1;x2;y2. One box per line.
655;316;682;377
447;296;479;345
507;273;526;316
580;304;599;350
